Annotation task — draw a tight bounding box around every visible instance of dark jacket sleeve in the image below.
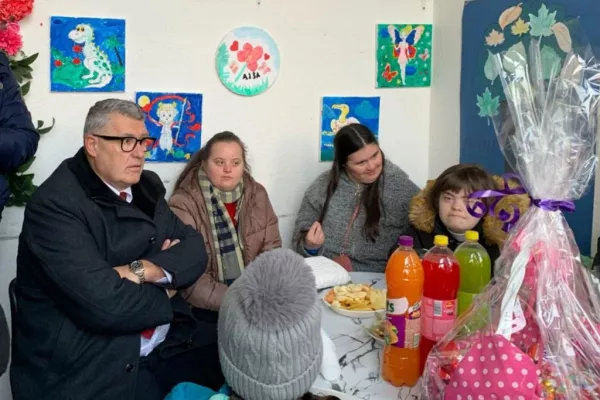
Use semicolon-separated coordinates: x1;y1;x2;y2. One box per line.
144;199;207;289
0;52;39;173
0;304;8;377
23;198;174;334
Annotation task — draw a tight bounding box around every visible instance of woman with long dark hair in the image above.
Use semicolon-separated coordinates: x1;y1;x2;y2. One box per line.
293;124;419;272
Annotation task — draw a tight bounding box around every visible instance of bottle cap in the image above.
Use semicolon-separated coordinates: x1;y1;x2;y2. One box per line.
465;230;479;241
398;235;413;247
434;235;449;247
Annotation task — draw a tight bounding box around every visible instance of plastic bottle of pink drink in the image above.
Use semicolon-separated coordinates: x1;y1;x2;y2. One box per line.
419;235;460;374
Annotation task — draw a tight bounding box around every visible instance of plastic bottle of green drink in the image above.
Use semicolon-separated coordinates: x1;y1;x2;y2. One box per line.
455;230;491;316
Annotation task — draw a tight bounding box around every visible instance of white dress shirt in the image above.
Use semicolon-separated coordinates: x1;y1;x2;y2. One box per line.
103;180;171;357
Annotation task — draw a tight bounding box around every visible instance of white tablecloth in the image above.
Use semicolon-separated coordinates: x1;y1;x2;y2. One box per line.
311;272;421;400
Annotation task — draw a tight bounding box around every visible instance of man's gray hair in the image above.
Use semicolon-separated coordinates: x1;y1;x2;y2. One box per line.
83;99;144;136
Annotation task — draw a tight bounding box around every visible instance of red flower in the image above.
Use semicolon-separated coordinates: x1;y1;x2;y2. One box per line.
236;43;264;72
72;57;81;65
0;22;23;56
72;45;82;53
54;59;62;67
0;0;34;23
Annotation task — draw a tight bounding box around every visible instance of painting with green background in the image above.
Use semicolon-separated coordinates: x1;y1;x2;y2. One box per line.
376;24;432;88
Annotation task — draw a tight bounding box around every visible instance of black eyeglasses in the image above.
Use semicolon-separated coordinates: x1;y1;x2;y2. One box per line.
92;134;157;152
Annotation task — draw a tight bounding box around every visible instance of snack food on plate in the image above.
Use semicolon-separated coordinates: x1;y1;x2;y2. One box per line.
324;284;386;311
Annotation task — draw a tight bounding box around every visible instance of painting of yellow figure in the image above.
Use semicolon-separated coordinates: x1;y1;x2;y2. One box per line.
320;96;380;162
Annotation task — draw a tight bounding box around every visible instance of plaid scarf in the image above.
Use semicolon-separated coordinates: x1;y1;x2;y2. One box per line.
197;168;245;284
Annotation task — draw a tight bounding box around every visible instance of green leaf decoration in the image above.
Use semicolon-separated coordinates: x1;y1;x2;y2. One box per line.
541;45;561;80
6;47;55;208
19;53;39;66
12;68;23;83
16;157;36;173
502;42;527;73
484;51;500;83
477;88;500;125
38;118;55;135
529;4;557;37
20;81;31;97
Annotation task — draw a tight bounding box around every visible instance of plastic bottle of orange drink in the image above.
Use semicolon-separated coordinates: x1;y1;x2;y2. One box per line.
382;235;424;387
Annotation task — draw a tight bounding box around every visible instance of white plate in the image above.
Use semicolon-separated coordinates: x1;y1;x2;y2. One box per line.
321;291;385;319
364;324;385;344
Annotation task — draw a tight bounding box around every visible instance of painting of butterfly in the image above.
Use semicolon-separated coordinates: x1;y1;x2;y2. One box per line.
376;24;432;88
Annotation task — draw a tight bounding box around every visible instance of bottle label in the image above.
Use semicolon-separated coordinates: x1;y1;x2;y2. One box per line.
385;298;421;348
422;296;457;341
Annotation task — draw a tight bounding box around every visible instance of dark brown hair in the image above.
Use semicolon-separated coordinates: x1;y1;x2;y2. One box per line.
319;123;384;242
230;393;340;400
173;131;250;190
428;164;495;213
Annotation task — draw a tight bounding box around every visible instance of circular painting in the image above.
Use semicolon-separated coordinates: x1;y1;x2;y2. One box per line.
215;26;280;97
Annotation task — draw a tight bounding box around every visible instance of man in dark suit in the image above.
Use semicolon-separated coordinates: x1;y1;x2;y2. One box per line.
10;99;223;400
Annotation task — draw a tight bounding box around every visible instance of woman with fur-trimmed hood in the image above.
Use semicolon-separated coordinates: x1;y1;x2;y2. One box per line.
391;164;530;273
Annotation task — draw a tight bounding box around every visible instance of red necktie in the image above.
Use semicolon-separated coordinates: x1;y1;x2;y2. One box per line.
119;192;127;200
141;328;155;339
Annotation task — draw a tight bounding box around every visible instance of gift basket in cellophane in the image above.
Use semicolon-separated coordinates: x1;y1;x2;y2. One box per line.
421;19;600;399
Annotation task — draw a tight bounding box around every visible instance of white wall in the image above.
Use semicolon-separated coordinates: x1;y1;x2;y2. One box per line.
428;0;464;178
0;0;433;397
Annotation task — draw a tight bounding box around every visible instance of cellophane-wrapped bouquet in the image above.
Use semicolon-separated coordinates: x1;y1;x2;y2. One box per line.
421;20;600;399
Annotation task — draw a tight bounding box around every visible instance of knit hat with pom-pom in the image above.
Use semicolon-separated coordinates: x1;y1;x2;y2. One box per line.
217;249;323;400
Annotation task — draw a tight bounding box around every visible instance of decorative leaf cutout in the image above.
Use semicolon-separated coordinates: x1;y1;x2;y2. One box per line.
484;51;501;82
511;18;530;36
541;45;561;80
529;4;557;37
486;29;505;47
477;87;500;125
551;22;572;53
502;42;527;73
499;3;523;30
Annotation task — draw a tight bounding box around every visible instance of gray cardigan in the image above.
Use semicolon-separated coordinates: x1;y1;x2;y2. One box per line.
293;160;420;272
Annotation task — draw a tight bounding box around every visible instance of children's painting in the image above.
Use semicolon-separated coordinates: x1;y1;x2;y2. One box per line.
320;97;381;162
135;92;203;162
50;17;125;92
216;26;280;96
376;24;432;88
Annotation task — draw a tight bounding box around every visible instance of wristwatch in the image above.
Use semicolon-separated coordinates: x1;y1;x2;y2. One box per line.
129;260;146;283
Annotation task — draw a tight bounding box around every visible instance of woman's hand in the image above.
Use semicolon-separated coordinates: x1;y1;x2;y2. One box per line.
304;221;325;250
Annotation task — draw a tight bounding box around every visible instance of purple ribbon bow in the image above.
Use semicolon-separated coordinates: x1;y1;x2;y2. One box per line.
531;198;576;213
467;173;576;233
467;173;527;233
